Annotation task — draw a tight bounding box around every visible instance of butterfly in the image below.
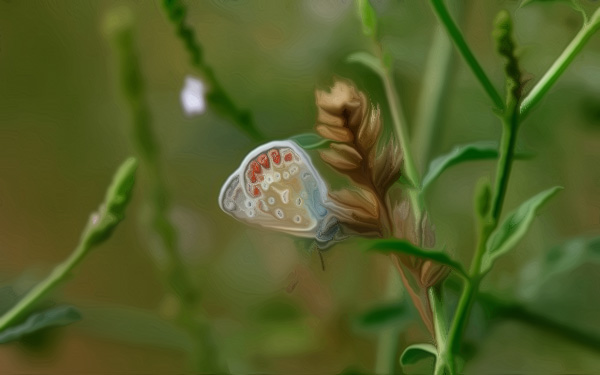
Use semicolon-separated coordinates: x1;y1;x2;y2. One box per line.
219;140;341;248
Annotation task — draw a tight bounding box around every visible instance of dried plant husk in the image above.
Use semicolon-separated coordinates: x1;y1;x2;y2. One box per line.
314;78;449;337
315;79;401;236
389;200;450;335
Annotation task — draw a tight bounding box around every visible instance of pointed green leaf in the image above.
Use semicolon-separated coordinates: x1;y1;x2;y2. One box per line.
422;142;500;192
400;343;437;366
421;142;533;193
290;133;332;150
0;305;81;344
347;52;386;78
367;239;467;278
482;186;563;273
356;0;378;37
521;236;600;297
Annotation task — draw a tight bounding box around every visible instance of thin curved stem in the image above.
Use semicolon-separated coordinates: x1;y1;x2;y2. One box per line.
413;25;457;174
520;8;600;118
0;159;137;332
429;0;504;111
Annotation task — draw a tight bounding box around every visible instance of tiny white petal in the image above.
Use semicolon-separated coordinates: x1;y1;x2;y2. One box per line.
180;76;206;116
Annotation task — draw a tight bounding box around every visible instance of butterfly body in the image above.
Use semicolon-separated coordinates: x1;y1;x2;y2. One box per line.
219;141;340;246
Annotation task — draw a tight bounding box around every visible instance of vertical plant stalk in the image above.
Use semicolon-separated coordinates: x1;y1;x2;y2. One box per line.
353;2;452;372
412;25;457;174
381;67;423;219
105;9;220;373
429;0;505;111
520;7;600;118
0;158;138;332
439;11;523;373
161;0;265;141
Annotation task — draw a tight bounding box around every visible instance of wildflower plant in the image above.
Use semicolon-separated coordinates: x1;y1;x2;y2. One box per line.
1;1;599;374
213;0;600;374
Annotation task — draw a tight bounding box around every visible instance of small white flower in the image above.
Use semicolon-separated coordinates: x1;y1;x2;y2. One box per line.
180;76;206;116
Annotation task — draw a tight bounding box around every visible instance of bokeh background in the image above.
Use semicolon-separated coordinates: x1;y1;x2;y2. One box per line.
1;0;600;373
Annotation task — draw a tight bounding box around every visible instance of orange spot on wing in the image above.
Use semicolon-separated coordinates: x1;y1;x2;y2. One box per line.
269;149;281;165
247;170;257;183
250;161;261;173
284;152;293;162
258;154;270;169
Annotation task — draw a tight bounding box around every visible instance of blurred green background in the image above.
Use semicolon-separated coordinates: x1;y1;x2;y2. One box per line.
1;0;599;373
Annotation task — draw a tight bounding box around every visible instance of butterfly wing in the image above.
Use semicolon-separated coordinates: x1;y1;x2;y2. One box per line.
219;141;332;240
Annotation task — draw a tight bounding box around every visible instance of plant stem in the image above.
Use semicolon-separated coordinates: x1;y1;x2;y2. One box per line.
105;10;220;372
413;25;457;174
429;0;504;111
520;8;600;118
441;12;524;371
430;287;453;375
381;66;424;219
374;266;404;375
161;0;264;141
0;158;137;332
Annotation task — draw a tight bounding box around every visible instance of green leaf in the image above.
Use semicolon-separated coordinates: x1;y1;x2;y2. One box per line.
367;239;467;278
521;236;600;297
347;52;386;78
355;302;411;332
482;186;563;273
400;343;437;366
356;0;378;37
290;133;332;150
0;305;81;344
421;142;501;193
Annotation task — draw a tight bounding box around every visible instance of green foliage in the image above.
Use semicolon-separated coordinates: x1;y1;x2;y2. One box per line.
0;306;81;344
367;240;467;278
522;236;600;297
161;0;264;141
482;186;563;273
356;0;378;38
84;157;138;247
421;142;503;193
429;0;505;110
400;343;437;366
347;52;386;78
355;302;411;332
0;158;137;334
104;7;158;163
290;133;332;150
493;10;522;107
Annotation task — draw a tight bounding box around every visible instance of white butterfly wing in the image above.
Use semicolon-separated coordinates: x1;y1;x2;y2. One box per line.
219;141;330;239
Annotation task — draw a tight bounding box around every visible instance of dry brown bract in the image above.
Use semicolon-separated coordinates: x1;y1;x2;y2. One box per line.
315;79;401;237
315;78;449;337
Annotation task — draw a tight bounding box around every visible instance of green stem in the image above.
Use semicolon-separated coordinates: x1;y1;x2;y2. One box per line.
520;8;600;118
430;287;453;375
0;158;137;332
374;266;405;374
161;0;264;141
429;0;504;111
106;10;220;372
382;66;424;219
413;25;457;174
0;250;84;332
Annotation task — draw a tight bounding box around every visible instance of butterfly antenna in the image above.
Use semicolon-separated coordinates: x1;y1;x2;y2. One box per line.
318;249;326;271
